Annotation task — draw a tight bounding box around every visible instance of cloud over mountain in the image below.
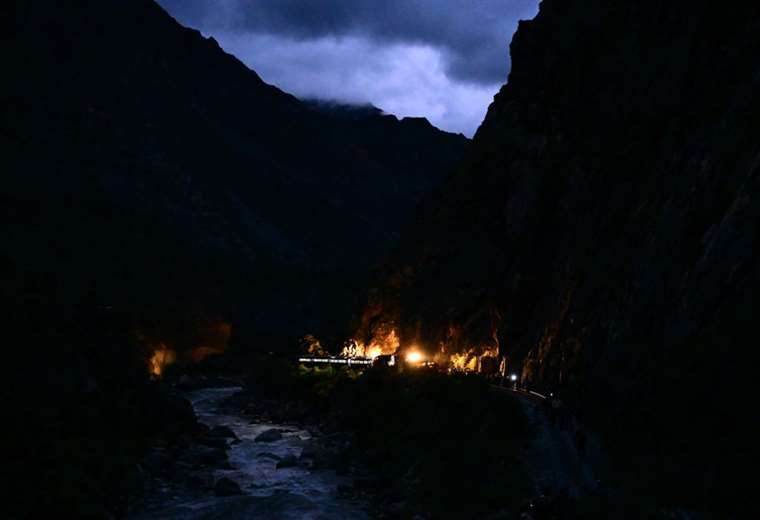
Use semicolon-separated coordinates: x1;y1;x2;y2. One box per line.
157;0;539;135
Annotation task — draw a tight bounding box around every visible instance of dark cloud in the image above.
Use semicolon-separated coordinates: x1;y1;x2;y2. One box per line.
156;0;540;135
159;0;538;84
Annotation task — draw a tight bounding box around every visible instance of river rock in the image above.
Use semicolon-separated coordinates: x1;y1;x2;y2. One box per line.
175;374;196;391
186;445;227;466
198;435;228;449
194;422;211;436
255;429;283;442
299;440;336;468
210;425;238;439
388;501;409;517
337;483;354;495
298;440;320;460
214;477;243;497
142;448;172;476
145;393;198;440
257;452;281;461
275;455;298;469
354;477;381;490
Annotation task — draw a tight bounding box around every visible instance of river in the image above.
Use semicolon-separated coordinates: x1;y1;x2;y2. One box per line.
135;387;370;519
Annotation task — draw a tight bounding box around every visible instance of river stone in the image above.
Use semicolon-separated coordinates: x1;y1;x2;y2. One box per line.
175;374;195;391
188;445;227;466
388;501;409;516
254;429;283;442
209;425;238;439
200;436;229;449
256;452;281;461
142;449;172;476
132;492;371;519
276;454;298;469
299;440;333;468
214;477;243;497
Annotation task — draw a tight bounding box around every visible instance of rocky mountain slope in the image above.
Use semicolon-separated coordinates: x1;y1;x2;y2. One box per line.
1;0;467;345
2;1;468;516
358;0;759;513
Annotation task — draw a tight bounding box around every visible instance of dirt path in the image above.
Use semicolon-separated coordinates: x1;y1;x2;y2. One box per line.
492;387;609;499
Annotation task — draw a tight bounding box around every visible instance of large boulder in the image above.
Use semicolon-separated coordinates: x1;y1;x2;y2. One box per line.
210;425;238;439
299;439;339;469
275;454;298;469
141;448;172;476
214;477;243;497
143;391;198;440
254;429;283;443
198;435;229;449
185;445;227;466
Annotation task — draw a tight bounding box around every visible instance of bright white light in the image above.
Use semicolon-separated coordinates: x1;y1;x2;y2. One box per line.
406;351;423;363
510;374;518;381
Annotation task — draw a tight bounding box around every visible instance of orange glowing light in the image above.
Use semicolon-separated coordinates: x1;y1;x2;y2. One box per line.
149;344;176;378
448;345;499;373
341;328;400;359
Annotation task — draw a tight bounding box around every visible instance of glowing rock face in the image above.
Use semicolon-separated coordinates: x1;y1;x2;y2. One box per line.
341;328;400;359
149;345;176;377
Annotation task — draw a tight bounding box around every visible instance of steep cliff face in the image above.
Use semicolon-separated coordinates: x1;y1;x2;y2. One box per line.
1;0;467;343
361;0;759;509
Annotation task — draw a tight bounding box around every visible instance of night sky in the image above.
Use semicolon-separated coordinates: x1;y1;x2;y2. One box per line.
156;0;540;136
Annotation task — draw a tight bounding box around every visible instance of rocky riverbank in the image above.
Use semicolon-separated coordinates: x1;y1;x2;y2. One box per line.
128;370;714;520
234;364;537;519
219;390;386;513
127;418;234;515
130;385;370;519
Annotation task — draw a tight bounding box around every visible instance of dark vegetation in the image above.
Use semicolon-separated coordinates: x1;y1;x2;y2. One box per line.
1;257;198;519
243;361;532;518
